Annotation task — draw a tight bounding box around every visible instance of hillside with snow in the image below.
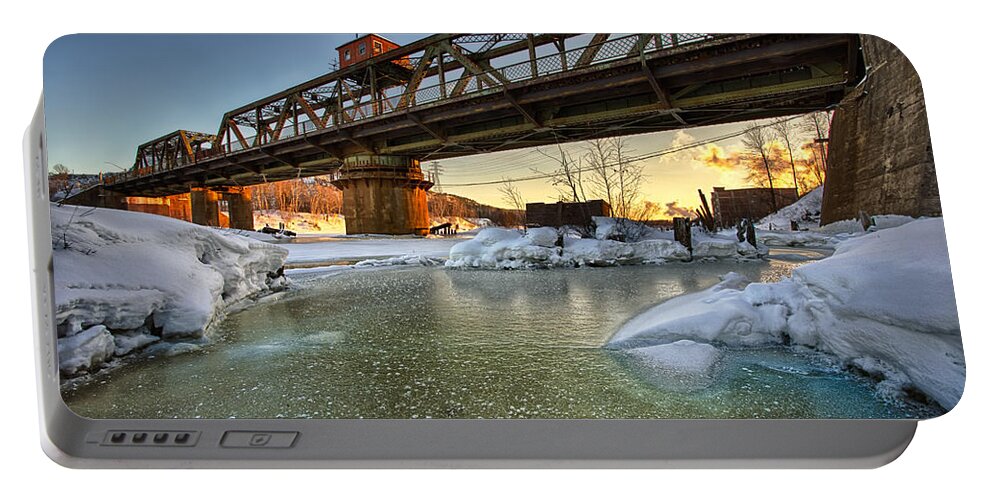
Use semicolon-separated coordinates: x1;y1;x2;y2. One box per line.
52;205;289;377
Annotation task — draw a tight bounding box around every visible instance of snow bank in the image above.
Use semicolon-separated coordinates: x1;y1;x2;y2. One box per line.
749;186;922;248
592;216;666;241
818;214;916;235
752;229;835;247
759;186;823;230
446;219;764;269
608;218;964;410
283;236;462;266
52;204;289;376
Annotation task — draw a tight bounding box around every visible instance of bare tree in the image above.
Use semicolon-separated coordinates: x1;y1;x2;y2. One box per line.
800;141;827;187
584;139;617;215
49;164;75;205
536;145;587;203
497;179;526;229
772;120;801;199
804;111;831;178
741;124;781;212
578;137;648;219
609;136;645;219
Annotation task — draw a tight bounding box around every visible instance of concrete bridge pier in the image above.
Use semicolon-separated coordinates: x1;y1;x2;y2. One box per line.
190;186;255;230
331;154;433;235
223;187;255;231
190;187;221;227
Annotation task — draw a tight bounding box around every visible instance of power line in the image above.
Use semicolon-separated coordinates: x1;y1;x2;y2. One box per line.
442;114;810;188
441;141;592;178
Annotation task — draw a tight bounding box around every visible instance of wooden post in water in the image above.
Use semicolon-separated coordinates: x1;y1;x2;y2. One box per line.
858;210;873;231
735;217;757;247
674;217;693;260
697;189;716;232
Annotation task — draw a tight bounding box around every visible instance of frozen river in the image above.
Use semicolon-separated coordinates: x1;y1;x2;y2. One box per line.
64;250;942;419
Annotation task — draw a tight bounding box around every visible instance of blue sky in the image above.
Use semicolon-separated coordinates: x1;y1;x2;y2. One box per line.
43;34;782;208
43;34;422;172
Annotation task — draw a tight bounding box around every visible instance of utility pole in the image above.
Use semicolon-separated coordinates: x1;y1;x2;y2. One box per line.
429;161;444;193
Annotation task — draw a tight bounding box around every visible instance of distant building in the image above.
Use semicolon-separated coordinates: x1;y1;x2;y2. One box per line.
336;34;402;69
710;186;798;228
526;200;611;227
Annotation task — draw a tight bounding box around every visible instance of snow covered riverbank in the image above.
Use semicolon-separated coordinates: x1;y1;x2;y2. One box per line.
52;205;289;377
607;218;964;410
446;218;766;269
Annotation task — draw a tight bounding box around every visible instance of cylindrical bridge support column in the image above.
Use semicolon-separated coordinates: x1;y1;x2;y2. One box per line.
190;187;221;227
331;154;433;235
223;187;255;231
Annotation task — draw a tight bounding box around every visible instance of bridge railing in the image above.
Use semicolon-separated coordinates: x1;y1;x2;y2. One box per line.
319;33;717;128
119;33;720;183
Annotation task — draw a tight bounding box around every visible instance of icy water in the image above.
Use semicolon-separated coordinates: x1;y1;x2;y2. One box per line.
64;252;941;419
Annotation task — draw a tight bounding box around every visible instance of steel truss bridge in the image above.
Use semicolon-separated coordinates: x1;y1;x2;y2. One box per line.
92;33;863;198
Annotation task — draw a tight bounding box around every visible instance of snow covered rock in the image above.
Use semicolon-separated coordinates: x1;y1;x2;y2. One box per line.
447;228;562;269
608;218;965;410
610;271;787;348
57;325;116;376
625;340;722;377
620;339;723;391
52;204;289;375
592;216;666;241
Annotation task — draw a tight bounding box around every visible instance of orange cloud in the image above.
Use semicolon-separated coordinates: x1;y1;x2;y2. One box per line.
664;201;696;218
697;144;742;170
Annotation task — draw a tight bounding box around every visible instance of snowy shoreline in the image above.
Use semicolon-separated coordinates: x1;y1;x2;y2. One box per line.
445;218;767;269
606;218;964;411
52;205;289;380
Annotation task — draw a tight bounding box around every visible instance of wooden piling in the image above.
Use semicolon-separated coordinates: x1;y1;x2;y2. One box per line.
674;217;693;259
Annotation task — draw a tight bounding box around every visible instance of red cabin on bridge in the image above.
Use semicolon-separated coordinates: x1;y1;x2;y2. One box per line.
336;34;401;69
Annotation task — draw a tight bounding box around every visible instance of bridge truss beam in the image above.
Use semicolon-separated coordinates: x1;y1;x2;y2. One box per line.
86;33;863;198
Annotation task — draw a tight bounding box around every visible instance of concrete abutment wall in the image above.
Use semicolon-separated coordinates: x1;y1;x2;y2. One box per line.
821;35;941;224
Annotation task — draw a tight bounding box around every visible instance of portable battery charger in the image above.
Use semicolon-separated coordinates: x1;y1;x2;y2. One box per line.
25;33;961;467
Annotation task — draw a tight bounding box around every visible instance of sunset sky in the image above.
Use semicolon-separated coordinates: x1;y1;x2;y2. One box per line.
43;34;823;213
438;124;776;212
